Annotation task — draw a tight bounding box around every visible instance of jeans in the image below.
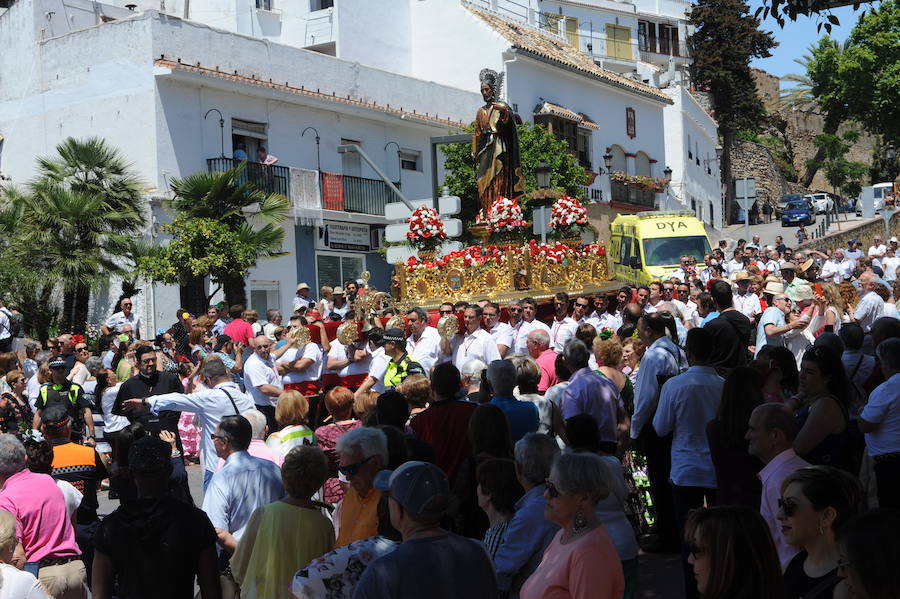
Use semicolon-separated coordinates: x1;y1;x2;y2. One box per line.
673;485;717;599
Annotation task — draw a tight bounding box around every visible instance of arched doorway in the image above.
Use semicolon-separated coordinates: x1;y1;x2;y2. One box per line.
634;151;651;177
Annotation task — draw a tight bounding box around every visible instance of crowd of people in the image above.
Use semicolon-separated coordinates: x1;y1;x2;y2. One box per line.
0;231;899;599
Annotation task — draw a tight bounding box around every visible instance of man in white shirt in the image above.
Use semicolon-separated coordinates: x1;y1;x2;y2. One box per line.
663;281;694;330
511;297;550;354
277;334;324;396
746;403;811;567
882;247;900;282
593;294;623;333
101;297;141;339
858;338;900;510
845;240;863;265
121;357;254;489
405;307;442;374
667;255;697;284
507;299;530;355
292;283;314;311
354;330;391;402
725;248;746;278
482;302;513;357
868;235;888;259
755;292;803;355
854;272;886;332
652;327;724;597
549;292;577;353
571;295;599;329
820;249;852;284
732;273;762;320
243;335;283;432
643;282;665;315
761;250;781;277
441;306;500;372
325;337;370;385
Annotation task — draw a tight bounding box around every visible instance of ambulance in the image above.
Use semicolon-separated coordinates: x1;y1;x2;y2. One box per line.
610;211;712;285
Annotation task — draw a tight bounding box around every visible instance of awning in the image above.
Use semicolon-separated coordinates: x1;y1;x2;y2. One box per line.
534;100;582;123
578;113;600;129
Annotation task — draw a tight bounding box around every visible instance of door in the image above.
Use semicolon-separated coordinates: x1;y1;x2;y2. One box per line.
606;25;632;61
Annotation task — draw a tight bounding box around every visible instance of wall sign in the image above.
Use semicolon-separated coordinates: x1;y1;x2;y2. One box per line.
626;107;636;139
316;221;371;252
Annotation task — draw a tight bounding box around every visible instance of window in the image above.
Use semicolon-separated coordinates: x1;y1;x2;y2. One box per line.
534;114;578;160
618;236;632;265
400;150;421;171
658;25;679;56
316;253;364;290
642;236;711;266
249;280;280;314
605;25;632;61
542;13;579;47
638;21;655;53
341;138;362;177
687;134;693;160
256;0;272;9
577;129;592;170
310;0;333;10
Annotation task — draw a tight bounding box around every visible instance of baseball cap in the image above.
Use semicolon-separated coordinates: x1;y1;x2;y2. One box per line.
383;328;405;343
297;283;310;291
41;404;70;428
890;237;898;244
48;356;67;370
374;461;451;519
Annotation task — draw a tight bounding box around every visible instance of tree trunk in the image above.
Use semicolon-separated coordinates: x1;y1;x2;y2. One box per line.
61;289;76;334
721;130;736;225
223;273;248;310
800;121;840;188
73;283;90;334
179;275;207;317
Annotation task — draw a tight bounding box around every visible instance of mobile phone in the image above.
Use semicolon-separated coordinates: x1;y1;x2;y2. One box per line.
815;283;823;295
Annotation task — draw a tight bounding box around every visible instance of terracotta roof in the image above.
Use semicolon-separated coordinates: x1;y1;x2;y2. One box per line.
534;100;582;122
578;114;600;129
154;59;468;129
466;7;671;104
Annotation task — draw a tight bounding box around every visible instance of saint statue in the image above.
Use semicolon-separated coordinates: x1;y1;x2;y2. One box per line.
472;68;525;217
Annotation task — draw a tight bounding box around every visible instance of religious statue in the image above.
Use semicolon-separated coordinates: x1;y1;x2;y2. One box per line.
472;68;525;217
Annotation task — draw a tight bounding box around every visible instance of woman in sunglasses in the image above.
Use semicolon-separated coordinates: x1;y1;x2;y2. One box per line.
684;505;786;599
519;452;624;599
778;466;862;599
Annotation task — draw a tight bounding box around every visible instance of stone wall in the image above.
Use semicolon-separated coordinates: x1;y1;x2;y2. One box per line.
730;139;802;208
783;113;877;192
798;213;899;253
751;68;780;107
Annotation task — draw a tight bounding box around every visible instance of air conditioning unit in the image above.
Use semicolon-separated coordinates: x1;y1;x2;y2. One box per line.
371;227;385;250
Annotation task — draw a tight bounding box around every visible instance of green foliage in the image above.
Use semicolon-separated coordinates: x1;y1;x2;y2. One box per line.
753;0;847;33
441;123;589;226
689;0;777;135
870;138;900;183
734;130;760;142
806;131;868;198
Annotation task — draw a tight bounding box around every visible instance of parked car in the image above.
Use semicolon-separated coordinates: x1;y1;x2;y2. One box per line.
781;198;816;227
776;193;803;218
856;182;892;215
805;193;833;214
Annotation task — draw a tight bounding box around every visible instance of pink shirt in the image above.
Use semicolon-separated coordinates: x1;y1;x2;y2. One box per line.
520;526;624;599
536;348;559;392
217;438;284;470
223;318;255;345
0;470;80;562
758;448;810;567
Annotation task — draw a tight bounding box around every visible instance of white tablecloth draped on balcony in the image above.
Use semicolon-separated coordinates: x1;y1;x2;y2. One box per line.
289;167;324;227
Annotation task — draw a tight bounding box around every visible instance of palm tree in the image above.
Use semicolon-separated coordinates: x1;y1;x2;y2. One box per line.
166;163;290;310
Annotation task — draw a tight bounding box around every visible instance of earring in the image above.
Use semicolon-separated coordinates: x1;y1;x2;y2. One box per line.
573;509;587;533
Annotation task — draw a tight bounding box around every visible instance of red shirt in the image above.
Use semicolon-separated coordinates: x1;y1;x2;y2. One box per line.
409;399;477;485
223;318;255;345
536;348;559;392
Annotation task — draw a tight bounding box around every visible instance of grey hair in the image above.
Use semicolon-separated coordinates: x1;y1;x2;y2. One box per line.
553;451;610;503
514;433;560;486
336;427;388;465
876;338;900;373
266;308;281;322
527;328;550;348
0;509;16;555
406;306;429;324
0;435;26;477
241;409;268;440
85;356;103;376
201;357;229;380
562;339;590;370
34;350;51;366
461;358;487;383
486;359;516;396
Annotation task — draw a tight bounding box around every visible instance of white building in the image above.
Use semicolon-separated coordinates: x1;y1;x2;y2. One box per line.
0;0;711;334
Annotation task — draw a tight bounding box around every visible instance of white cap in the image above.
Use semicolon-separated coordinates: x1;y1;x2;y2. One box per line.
891;237;899;244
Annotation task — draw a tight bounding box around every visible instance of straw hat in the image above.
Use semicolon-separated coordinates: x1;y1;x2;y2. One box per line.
763;281;785;295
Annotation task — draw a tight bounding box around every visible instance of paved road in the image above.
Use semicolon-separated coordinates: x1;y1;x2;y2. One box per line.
710;212;877;250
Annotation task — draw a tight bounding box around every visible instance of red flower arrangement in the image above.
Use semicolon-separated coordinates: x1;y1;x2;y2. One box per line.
477;197;527;233
406;206;446;251
549;194;589;229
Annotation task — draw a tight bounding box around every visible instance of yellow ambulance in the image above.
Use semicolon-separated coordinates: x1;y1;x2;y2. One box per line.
610;211;711;285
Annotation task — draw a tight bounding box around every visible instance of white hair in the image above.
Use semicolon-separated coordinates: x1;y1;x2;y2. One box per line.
460;358;487;382
241;409;268;440
0;435;25;477
336;427;388;465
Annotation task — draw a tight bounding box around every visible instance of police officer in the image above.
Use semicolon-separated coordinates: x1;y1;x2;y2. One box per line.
34;356;95;446
382;328;425;389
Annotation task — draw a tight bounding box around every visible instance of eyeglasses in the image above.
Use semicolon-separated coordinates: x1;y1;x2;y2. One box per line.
544;478;560;498
686;542;705;560
509;307;523;312
777;496;799;517
338;455;375;477
677;289;690;295
122;303;132;307
663;287;674;293
209;433;227;441
76;347;88;352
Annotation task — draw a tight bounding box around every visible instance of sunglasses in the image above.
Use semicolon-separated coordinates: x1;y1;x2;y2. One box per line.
338;455;374;477
509;307;523;312
575;302;590;308
209;433;227;441
685;542;705;560
122;303;132;307
439;309;453;315
544;478;560;498
76;347;89;352
778;496;799;517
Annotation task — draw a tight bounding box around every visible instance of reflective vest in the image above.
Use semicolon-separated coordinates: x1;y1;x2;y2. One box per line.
38;382;82;407
382;353;425;389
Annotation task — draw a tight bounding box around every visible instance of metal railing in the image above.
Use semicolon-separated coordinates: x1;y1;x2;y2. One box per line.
206;158;290;197
611;182;656;208
320;173;399;216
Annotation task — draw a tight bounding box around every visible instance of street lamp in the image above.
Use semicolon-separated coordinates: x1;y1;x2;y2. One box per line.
887;143;896;161
203;108;225;158
384;141;402;189
301;127;321;172
663;166;673;211
536;162;551;189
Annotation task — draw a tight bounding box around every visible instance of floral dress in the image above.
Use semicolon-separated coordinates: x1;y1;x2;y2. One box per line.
292;536;399;599
0;392;33;438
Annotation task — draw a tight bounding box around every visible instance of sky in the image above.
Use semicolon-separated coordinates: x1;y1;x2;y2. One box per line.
747;0;866;82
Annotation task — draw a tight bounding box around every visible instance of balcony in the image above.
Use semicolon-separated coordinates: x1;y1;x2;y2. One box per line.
207;158;290;197
611;182;657;210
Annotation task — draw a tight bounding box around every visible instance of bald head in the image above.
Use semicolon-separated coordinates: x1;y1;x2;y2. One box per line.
747;403;798;463
526;329;550;358
253;335;273;359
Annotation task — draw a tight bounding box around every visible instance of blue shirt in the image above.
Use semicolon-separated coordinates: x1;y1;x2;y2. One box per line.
233;149;248;161
562;367;622;443
490;396;539;443
492;486;559;595
755;306;786;355
201;450;284;542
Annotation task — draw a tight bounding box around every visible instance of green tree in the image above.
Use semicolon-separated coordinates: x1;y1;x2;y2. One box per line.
140;163;290;313
870;139;900;183
689;0;777;223
441;122;589;227
806;130;869;202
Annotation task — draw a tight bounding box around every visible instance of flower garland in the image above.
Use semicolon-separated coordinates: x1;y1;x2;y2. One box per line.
609;171;669;191
403;242;606;270
406;206;446;251
477;196;527;233
549;194;589;230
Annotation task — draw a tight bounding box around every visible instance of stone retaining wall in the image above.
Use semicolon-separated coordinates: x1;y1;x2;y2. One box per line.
730;139;805;208
797;213;899;253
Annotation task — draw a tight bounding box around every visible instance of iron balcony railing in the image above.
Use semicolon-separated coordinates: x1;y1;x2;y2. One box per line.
611;182;657;209
320;172;399;216
207;158;290;197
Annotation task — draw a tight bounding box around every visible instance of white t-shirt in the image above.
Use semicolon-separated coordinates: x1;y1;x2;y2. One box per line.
861;372;900;456
488;322;515;352
511;319;550;354
868;244;887;257
882;256;900;281
278;343;324;384
243;352;283;407
367;347;390;394
407;327;442;374
326;340;371;377
449;329;501;372
56;479;83;520
549;317;577;353
0;563;50;599
733;292;762;320
105;310;141;337
101;384;130;434
845;248;863;264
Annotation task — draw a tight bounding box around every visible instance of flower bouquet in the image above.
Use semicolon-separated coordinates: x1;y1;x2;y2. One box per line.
548;194;590;240
477;196;527;242
406;206;446;254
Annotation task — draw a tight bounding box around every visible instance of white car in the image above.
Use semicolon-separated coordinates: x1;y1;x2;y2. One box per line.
805;193;833;214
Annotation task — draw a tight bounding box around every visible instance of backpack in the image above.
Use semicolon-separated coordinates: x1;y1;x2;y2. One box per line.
0;309;20;338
